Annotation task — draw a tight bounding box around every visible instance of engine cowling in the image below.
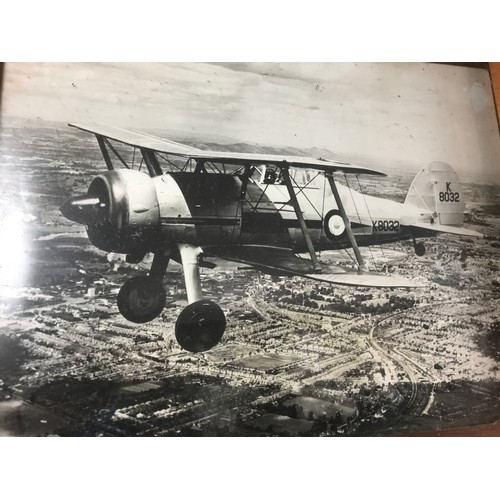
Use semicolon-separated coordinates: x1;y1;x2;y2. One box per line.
61;170;160;254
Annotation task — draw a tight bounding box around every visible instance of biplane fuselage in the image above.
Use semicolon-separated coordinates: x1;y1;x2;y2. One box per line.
145;171;426;254
60;123;481;352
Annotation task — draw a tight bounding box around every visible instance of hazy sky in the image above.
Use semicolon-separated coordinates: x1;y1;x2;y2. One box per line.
2;62;500;182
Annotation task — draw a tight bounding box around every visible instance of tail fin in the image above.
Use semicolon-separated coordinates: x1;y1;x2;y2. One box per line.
404;161;464;226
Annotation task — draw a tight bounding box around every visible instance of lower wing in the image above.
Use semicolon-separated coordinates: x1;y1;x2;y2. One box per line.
204;245;425;288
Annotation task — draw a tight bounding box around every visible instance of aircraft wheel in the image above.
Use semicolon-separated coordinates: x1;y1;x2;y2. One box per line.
117;276;166;323
175;300;226;353
415;242;426;257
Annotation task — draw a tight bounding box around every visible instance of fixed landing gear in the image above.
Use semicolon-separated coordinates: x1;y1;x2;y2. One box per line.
117;275;166;323
175;300;226;353
117;252;169;323
175;245;226;352
414;242;426;256
412;234;426;256
116;246;227;353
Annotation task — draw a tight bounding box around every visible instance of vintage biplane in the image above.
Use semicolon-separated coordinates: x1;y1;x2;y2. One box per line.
60;123;482;352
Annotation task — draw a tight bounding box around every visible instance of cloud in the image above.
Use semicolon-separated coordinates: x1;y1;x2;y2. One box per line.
2;62;500;181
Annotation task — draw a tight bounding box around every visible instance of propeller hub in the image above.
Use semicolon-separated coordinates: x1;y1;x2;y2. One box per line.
60;169;160;254
60;195;104;225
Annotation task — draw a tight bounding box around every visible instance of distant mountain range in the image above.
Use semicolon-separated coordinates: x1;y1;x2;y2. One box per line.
2;115;497;185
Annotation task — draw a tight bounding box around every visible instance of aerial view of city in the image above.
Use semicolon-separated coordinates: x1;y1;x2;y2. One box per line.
1;119;499;437
1;62;500;439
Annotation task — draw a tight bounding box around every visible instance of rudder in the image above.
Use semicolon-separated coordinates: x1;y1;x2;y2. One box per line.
404;161;464;226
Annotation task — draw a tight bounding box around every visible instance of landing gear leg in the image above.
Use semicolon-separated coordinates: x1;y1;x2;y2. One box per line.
175;244;226;352
413;236;426;257
117;252;169;323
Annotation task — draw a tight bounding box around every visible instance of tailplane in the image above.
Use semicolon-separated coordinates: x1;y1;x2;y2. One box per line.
404;161;464;226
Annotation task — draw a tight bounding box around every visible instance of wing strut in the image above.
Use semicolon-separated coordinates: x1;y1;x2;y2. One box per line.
280;165;321;272
140;149;163;177
95;135;114;170
194;160;207;174
239;163;252;200
326;173;365;270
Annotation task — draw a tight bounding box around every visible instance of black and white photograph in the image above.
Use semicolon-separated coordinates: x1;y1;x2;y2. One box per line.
1;61;500;437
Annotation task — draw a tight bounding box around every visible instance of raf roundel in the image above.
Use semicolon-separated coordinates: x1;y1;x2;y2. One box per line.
324;209;347;240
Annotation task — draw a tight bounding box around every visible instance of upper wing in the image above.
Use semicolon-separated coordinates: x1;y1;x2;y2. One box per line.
204;245;425;288
69;122;386;177
69;122;200;156
188;152;386;176
410;221;483;238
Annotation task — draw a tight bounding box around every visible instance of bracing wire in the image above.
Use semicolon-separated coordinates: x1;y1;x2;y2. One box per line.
344;173;376;268
326;175;358;268
156;152;184;172
355;174;386;263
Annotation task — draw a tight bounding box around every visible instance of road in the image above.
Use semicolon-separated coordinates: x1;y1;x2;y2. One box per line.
368;306;439;411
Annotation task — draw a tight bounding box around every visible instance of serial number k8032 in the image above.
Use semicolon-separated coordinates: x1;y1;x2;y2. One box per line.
439;191;460;202
372;220;400;232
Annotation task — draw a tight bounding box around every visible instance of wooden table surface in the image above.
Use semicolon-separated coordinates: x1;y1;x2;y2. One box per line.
490;62;500;122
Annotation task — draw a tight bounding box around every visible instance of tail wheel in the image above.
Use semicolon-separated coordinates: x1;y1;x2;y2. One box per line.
117;276;166;323
175;300;226;353
415;242;426;257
